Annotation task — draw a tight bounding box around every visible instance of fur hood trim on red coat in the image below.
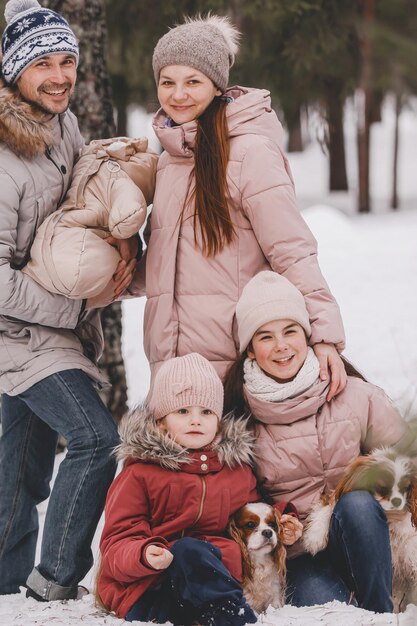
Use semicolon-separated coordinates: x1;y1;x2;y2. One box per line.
115;403;255;470
0;74;55;158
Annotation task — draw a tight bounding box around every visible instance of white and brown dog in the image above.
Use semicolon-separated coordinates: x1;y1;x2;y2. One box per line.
303;448;417;612
228;502;289;613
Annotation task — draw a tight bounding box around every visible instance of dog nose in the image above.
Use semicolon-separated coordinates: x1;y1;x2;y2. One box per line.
391;497;402;508
262;529;273;538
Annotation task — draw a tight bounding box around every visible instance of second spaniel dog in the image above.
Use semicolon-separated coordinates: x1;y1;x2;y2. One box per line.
228;502;288;613
303;448;417;612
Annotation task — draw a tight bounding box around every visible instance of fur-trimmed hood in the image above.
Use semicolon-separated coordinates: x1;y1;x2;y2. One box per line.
115;403;255;470
0;75;56;158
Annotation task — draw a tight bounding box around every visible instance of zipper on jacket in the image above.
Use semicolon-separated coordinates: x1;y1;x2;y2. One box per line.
45;146;66;204
194;475;207;526
16;199;41;269
181;475;207;538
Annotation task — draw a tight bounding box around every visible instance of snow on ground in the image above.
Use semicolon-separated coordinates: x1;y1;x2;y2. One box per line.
1;98;417;624
2;594;417;626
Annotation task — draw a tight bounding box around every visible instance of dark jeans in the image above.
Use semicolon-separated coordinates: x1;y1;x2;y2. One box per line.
126;537;257;625
287;491;392;613
0;370;119;599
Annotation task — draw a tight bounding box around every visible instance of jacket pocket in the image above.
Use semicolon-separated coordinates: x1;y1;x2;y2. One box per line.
153;483;181;524
218;489;232;531
27;325;82;353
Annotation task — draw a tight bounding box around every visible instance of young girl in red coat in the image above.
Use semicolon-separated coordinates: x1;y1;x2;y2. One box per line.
97;352;301;624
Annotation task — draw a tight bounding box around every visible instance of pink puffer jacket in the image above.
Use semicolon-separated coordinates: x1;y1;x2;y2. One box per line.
245;376;405;541
24;137;158;298
137;86;345;381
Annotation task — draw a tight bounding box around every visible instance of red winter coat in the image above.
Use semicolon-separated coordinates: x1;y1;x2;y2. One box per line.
98;408;259;618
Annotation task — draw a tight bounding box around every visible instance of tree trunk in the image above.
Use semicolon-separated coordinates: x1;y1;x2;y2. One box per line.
112;74;129;137
357;0;375;213
325;88;348;191
287;106;304;153
45;0;128;420
391;92;401;210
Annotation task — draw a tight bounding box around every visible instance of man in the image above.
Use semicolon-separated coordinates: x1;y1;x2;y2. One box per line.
0;0;136;601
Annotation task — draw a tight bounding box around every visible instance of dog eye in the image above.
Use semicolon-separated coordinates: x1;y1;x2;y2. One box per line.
376;486;390;497
268;521;278;530
245;521;257;529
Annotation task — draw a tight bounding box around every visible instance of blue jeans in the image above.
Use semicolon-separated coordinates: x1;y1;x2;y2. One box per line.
287;491;392;613
126;537;257;626
0;370;119;599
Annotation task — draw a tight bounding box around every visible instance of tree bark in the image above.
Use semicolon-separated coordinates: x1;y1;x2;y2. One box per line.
112;74;129;137
391;91;401;210
45;0;128;419
357;0;375;213
287;106;304;153
325;88;348;191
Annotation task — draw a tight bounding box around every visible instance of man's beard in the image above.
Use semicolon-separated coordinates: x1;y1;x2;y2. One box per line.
26;82;73;116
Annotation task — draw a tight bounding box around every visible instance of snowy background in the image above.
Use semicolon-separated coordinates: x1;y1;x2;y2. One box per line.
1;96;417;624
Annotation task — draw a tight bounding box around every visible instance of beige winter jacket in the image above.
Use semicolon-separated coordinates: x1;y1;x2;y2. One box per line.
0;77;106;395
245;376;405;554
134;87;345;381
23;137;158;298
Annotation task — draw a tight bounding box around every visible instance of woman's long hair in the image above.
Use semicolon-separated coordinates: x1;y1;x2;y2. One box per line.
189;95;235;256
223;351;366;418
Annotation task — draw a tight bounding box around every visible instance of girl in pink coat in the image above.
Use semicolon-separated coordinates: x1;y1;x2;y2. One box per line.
223;271;406;613
133;14;346;400
98;352;301;624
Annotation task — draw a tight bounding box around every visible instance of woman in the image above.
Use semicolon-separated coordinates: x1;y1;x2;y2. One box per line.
223;270;406;612
133;15;346;399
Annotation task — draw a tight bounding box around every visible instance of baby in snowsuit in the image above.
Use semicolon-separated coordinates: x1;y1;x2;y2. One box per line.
23;136;158;298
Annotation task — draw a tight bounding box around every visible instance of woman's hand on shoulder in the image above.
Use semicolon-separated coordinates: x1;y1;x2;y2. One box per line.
145;544;173;570
313;342;347;402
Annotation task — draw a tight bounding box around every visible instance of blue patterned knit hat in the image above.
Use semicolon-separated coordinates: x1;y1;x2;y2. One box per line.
1;0;79;85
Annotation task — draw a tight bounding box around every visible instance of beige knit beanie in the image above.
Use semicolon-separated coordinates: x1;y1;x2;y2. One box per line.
150;353;224;420
152;15;240;93
236;271;312;352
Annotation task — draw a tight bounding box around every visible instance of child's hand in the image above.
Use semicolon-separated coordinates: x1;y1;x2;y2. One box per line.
280;514;303;545
145;545;173;570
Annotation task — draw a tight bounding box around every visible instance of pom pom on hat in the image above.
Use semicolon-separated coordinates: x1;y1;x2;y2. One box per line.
5;0;40;23
150;353;224;421
152;13;240;93
2;0;79;84
236;272;312;352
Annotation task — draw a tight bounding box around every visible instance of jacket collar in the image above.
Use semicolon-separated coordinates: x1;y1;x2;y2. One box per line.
0;75;64;158
245;379;330;426
152;85;283;158
115;403;255;471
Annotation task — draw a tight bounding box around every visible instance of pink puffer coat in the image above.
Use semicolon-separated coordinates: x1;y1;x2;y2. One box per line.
137;86;345;381
245;376;405;555
24;137;158;298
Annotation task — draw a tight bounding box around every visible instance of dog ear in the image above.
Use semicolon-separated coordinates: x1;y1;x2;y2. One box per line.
227;516;254;581
274;508;285;544
409;480;417;529
333;456;375;499
273;541;287;576
273;508;287;575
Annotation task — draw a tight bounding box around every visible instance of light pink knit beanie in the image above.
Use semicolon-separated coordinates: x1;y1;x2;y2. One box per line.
236;271;311;352
150;353;224;420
